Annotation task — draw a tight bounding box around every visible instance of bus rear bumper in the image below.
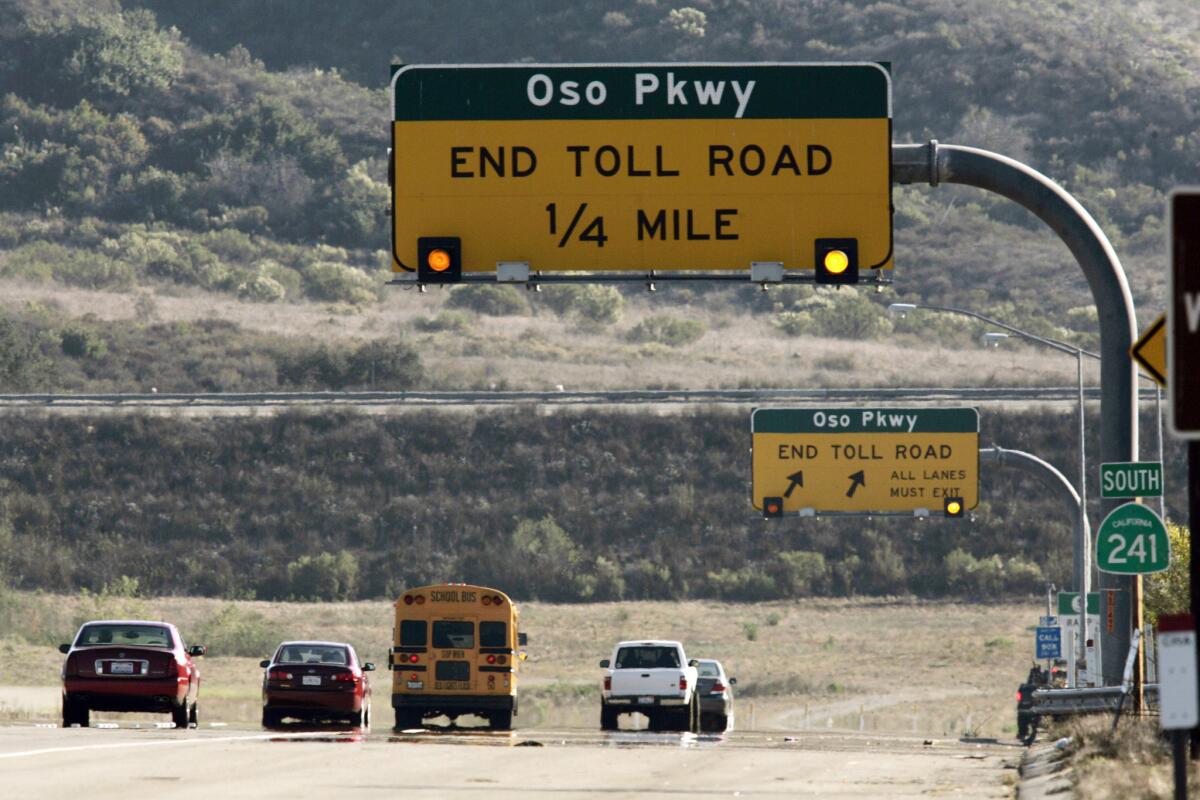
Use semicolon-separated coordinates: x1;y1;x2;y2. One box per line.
392;693;515;713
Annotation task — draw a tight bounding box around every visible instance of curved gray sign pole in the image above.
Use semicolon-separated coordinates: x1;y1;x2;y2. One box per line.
895;141;1139;687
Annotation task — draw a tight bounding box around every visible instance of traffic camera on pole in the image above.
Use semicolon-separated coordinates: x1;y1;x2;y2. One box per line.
417;236;462;283
814;238;858;285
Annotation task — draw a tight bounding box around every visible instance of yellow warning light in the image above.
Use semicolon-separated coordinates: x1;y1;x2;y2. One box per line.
944;497;964;517
823;249;850;275
426;248;452;273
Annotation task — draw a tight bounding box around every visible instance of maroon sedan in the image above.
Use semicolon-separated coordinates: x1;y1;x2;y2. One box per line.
60;620;205;728
261;641;374;728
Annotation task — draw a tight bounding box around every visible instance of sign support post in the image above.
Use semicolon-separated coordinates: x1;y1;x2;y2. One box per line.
1167;190;1200;753
1158;614;1197;799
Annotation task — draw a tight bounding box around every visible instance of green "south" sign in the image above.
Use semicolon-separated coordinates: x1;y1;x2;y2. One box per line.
1097;503;1170;574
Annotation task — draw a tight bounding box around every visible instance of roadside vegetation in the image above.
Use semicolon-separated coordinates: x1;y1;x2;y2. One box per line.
1050;715;1199;798
0;0;1188;338
0;407;1186;603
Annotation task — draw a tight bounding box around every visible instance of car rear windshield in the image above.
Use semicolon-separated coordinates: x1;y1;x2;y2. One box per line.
697;662;720;677
615;646;680;669
399;620;427;646
432;621;474;649
480;621;506;648
276;645;349;665
75;624;172;648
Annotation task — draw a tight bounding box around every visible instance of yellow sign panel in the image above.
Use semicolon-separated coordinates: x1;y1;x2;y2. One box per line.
751;408;980;513
391;64;892;274
1130;313;1166;386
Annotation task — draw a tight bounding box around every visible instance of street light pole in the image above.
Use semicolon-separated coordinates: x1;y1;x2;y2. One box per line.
888;301;1094;682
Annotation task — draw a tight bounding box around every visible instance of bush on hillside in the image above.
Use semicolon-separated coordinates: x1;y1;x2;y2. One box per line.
445;285;531;316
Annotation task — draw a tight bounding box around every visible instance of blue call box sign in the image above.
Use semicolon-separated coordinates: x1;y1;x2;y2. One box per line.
1036;626;1062;659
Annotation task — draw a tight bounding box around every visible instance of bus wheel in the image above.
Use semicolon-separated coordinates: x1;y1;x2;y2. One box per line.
489;710;513;731
394;709;423;731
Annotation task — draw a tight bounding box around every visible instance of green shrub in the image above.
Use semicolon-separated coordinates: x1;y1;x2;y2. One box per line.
742;621;759;641
413;311;470;332
194;604;279;658
2;241;135;289
572;285;623;327
236;274;287;302
445;285;531;316
769;551;830;596
300;261;378;305
704;568;778;601
773;311;810;336
625;315;705;347
537;285;583;316
59;325;107;358
287;551;359;601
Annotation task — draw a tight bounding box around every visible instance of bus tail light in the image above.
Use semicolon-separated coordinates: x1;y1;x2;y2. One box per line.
486;654;496;664
498;655;507;665
408;654;419;664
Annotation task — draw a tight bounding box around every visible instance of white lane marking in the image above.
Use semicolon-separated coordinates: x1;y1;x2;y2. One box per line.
0;730;337;761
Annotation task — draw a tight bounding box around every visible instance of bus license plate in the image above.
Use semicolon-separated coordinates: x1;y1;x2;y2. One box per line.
407;681;424;689
110;662;135;675
302;676;321;686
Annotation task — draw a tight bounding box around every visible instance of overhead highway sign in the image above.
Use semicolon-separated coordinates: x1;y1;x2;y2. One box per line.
751;407;979;514
390;63;893;278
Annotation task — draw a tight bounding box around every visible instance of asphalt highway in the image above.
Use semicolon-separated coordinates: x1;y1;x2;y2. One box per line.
0;722;1018;798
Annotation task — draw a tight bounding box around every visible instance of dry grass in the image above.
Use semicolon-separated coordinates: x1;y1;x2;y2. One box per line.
1;592;1039;734
0;279;1090;391
1054;714;1199;799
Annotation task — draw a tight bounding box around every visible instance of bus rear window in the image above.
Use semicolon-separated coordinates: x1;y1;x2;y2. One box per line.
399;620;426;647
432;621;474;649
480;621;507;648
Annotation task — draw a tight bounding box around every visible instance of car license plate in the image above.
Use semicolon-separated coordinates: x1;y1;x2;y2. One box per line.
407;681;424;690
302;675;321;686
110;661;135;675
638;696;655;705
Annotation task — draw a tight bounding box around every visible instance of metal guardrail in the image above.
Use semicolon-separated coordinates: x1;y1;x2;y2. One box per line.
0;385;1166;410
1031;685;1159;716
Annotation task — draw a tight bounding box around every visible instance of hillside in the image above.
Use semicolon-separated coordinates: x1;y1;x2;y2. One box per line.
0;0;1192;363
0;406;1186;602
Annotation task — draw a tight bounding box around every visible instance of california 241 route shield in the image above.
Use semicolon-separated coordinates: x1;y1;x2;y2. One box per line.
391;63;893;274
751;408;980;513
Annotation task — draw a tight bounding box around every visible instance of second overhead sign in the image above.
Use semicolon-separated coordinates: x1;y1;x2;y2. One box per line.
751;407;980;514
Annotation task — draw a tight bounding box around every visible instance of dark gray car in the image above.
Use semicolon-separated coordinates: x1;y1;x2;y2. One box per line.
695;659;735;732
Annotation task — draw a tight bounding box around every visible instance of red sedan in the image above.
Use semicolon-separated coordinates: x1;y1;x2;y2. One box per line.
261;641;374;728
60;620;205;728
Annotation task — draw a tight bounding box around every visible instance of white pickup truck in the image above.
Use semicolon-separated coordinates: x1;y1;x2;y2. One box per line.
599;640;699;732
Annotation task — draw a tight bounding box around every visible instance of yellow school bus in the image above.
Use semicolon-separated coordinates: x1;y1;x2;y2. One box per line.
391;583;524;730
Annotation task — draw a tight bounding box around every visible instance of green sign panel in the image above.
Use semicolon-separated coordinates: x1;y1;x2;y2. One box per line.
1097;503;1170;574
1057;592;1100;616
750;407;979;513
390;63;894;275
1099;461;1163;499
